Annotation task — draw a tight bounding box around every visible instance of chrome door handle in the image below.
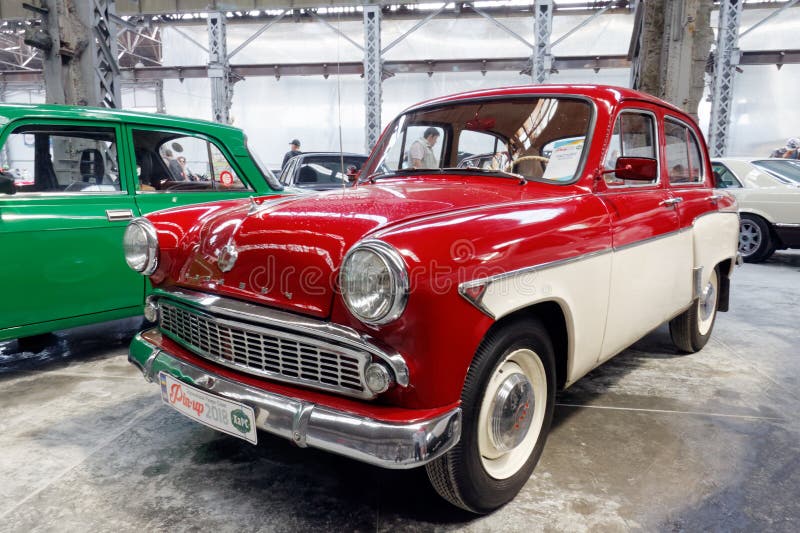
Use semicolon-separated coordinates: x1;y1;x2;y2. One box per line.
660;197;683;207
106;209;134;222
708;194;724;203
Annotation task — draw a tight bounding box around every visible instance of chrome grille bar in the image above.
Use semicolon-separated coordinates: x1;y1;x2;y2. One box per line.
159;301;372;398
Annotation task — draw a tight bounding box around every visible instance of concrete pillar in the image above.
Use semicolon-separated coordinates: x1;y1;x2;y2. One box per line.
630;0;713;120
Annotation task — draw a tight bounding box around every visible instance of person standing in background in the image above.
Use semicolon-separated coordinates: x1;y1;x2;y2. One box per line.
282;139;302;170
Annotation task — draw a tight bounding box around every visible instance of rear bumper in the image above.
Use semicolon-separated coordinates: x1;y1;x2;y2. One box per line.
129;331;461;469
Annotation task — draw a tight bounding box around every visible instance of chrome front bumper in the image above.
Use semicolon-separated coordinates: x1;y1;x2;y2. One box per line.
129;331;461;469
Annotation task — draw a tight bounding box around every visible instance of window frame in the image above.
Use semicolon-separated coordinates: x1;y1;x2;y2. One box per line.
126;125;253;194
0;119;129;196
602;108;661;189
663;115;707;187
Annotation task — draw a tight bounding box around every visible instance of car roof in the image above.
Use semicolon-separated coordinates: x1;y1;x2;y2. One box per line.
0;102;243;136
404;84;688;117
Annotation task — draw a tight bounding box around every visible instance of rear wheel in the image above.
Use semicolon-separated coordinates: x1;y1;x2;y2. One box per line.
426;318;555;513
739;214;774;263
669;267;720;353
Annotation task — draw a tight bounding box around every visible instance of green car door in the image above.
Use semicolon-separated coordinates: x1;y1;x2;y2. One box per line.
0;120;144;338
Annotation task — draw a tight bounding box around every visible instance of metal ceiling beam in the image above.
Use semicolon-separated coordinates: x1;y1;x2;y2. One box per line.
6;47;799;85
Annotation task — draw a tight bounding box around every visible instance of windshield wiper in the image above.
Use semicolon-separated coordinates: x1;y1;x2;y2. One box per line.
442;167;527;184
364;168;440;183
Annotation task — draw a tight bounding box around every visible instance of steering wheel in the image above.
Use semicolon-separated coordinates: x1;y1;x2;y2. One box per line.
504;155;550;173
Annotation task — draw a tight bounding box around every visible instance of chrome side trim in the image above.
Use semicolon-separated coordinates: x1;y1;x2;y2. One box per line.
775;223;800;228
612;227;688;253
151;287;410;387
133;335;461;470
458;209;738;318
459;248;613;317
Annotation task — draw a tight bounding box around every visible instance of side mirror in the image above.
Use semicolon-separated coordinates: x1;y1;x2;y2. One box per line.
0;173;16;195
607;157;658;181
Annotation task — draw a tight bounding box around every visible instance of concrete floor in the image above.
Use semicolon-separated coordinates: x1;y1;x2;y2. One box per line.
1;252;798;532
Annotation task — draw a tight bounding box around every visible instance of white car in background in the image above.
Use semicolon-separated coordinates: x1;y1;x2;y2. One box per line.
712;158;800;262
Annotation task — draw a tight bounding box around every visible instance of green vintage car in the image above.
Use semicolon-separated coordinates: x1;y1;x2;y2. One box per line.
0;103;283;342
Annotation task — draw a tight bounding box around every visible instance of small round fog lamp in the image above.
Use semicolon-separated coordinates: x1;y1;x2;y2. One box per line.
365;362;393;394
143;297;159;323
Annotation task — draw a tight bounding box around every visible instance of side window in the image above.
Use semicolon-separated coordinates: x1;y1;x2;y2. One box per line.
132;130;249;192
711;163;741;189
665;118;705;185
0;124;121;194
604;112;657;186
457;130;508;170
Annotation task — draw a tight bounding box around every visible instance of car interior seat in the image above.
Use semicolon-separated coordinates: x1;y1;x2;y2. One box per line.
79;148;105;185
135;149;158;190
297;165;318;185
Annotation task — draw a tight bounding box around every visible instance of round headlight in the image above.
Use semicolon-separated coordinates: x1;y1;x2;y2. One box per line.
123;218;159;275
340;241;408;325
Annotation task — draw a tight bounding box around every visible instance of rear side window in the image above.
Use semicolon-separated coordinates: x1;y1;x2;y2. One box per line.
665;118;705;185
0;124;121;194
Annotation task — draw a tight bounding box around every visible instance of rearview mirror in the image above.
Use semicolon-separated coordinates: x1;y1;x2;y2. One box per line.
0;173;16;195
609;157;658;181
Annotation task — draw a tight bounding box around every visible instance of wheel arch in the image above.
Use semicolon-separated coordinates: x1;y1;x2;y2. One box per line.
487;300;570;391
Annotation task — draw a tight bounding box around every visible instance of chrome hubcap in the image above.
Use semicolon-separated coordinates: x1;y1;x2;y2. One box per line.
489;373;534;452
699;281;716;322
739;221;761;256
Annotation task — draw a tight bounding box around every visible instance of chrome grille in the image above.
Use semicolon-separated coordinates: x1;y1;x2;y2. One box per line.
159;301;368;397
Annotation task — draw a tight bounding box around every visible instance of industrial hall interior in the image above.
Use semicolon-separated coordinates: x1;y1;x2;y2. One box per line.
0;0;798;531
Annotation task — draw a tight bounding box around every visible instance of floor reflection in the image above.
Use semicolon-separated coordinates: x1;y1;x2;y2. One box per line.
0;317;144;373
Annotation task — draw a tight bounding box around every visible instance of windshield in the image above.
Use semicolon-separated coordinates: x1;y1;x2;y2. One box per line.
245;138;284;191
362;96;593;184
752;159;800;185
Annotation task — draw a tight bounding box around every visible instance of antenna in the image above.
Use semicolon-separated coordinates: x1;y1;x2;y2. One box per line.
336;8;346;193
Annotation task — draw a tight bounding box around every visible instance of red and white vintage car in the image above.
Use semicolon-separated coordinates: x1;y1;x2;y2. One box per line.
125;85;739;513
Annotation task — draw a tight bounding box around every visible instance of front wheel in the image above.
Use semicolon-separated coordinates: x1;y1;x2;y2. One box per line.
669;267;720;353
426;318;555;513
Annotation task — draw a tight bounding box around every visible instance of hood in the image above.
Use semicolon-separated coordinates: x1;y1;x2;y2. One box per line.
171;176;577;318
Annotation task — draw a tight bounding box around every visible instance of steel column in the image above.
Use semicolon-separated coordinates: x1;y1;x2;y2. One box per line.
91;0;121;108
208;12;232;124
363;5;382;152
533;0;553;84
708;0;743;157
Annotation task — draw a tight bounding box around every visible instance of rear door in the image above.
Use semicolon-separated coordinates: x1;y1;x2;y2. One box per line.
0;120;143;333
663;116;717;234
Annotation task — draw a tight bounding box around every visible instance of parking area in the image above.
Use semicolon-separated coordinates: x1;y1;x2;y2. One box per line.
1;252;798;532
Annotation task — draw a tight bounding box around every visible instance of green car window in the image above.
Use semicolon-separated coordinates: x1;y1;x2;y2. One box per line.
2;124;121;194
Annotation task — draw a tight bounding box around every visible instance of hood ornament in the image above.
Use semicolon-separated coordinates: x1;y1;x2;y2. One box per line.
217;242;239;273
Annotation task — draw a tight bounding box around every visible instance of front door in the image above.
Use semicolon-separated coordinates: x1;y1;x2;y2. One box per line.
597;108;683;361
125;127;258;215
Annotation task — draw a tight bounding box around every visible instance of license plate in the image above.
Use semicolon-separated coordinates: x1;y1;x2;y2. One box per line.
159;372;258;444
